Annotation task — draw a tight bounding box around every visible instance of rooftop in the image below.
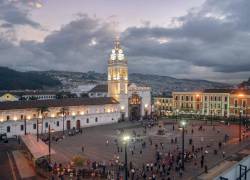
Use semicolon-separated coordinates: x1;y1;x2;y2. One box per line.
0;97;118;110
88;84;108;93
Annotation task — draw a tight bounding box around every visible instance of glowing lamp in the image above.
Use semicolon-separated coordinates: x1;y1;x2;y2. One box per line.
238;94;244;97
180;120;186;127
123;135;130;142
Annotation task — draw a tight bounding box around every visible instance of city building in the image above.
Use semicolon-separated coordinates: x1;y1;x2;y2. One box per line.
171;89;250;117
0;37;151;137
153;96;173;116
229;89;250;117
88;84;108;98
0;97;119;137
202;89;231;117
172;91;202;115
0;91;57;101
0;92;19;102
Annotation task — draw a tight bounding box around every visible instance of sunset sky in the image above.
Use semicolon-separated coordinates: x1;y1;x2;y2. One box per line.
0;0;249;83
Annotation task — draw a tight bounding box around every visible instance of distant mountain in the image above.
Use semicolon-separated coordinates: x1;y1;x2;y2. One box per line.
0;67;231;93
34;70;231;94
239;77;250;89
0;67;61;90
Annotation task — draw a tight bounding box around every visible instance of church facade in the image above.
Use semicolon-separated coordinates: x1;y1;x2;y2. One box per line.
89;38;152;120
0;38;151;137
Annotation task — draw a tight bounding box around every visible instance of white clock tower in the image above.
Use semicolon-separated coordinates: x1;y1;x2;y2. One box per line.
108;37;128;119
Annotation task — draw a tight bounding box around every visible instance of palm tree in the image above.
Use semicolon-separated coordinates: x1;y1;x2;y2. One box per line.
37;106;49;136
60;107;69;135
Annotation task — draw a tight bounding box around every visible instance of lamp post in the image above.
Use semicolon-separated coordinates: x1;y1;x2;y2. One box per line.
122;135;130;180
48;124;51;164
238;94;244;142
180;120;186;170
24;116;27;135
36;118;39;142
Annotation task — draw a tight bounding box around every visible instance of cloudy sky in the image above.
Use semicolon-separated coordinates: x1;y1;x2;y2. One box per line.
0;0;249;83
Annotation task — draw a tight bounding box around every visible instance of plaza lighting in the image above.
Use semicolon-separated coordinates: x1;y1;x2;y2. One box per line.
121;106;125;111
13;116;17;121
80;111;84;115
180;120;186;170
122;135;130;180
27;116;31;120
181;120;186;127
123;135;130;142
145;104;148;108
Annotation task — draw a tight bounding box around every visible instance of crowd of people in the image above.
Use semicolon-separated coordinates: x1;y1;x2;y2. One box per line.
47;120;240;180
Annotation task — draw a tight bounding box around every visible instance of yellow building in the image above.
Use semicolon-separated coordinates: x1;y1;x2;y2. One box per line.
0;93;19;102
172;91;202;114
153;96;173;116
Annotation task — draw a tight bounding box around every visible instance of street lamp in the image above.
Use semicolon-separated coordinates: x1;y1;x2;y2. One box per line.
180;120;186;170
238;94;244;142
122;135;130;180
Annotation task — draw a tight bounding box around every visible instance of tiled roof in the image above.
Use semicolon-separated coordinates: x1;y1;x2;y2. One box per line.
88;85;108;93
203;89;232;93
0;97;118;110
0;90;58;97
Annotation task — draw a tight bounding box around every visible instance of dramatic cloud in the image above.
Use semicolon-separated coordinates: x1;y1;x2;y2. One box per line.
0;0;40;27
0;0;249;83
0;15;115;72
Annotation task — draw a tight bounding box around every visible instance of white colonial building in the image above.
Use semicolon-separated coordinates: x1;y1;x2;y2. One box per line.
0;38;151;137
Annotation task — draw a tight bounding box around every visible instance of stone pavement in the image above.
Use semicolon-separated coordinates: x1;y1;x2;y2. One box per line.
50;120;250;179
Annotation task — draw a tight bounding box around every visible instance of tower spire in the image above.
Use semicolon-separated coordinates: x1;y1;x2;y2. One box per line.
114;35;120;49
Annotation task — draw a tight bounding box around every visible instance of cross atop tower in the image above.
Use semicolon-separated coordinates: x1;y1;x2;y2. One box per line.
114;36;120;49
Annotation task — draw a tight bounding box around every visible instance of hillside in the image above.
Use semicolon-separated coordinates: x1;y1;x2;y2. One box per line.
35;70;231;94
0;67;61;90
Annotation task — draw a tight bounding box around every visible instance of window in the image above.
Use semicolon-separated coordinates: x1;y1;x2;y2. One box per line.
224;104;227;109
33;124;36;129
21;115;24;120
20;125;24;131
6;115;10;121
56;121;60;127
234;100;238;107
205;96;207;101
95;117;98;122
225;97;228;102
45;122;48;128
33;114;36;118
86;118;89;123
7;126;10;133
243;100;246;107
112;118;114;121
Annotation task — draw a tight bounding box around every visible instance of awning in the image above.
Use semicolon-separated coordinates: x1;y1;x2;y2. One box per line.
21;134;55;160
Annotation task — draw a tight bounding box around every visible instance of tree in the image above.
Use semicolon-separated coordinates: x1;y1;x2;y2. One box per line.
37;106;49;136
60;107;69;135
72;155;85;167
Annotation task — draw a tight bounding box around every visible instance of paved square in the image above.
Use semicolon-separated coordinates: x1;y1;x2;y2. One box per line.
50;120;249;179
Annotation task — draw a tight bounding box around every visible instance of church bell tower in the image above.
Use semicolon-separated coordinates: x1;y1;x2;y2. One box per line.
108;37;128;119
